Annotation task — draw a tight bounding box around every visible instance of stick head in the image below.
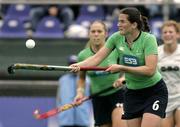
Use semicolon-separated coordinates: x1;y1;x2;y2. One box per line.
7;65;15;74
33;109;40;119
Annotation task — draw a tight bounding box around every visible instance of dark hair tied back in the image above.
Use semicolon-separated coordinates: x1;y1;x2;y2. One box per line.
141;15;150;32
120;7;150;32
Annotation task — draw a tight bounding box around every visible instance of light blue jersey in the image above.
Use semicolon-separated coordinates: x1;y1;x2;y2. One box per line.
56;73;93;126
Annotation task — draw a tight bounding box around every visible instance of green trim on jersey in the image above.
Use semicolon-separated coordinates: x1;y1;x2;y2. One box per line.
105;31;162;90
78;47;120;96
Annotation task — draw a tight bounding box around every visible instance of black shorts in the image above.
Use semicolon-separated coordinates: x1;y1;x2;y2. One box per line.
92;89;125;126
122;79;168;120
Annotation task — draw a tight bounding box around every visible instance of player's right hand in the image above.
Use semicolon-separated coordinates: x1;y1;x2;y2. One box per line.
70;64;80;72
74;92;84;105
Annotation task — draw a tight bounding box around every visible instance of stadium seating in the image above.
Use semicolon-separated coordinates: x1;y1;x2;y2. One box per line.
109;18;119;36
0;17;28;38
5;4;31;22
149;17;163;39
76;5;105;28
33;16;64;39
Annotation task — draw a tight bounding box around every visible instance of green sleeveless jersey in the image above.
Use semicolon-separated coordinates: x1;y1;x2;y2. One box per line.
78;47;120;96
105;31;162;90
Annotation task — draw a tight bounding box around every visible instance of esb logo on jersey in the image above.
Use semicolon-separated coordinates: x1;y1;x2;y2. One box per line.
123;55;139;66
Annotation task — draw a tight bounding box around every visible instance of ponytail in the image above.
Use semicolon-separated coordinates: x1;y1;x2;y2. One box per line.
141;15;150;32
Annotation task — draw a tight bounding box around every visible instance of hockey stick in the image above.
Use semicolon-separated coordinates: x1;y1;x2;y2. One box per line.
33;81;126;120
7;63;108;74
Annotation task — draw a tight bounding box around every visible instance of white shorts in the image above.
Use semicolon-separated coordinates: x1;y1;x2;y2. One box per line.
166;99;180;117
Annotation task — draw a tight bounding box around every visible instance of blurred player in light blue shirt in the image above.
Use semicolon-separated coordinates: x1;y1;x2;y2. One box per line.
56;55;93;127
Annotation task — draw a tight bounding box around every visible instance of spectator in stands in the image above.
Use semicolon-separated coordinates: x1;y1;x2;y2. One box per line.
145;5;162;18
56;54;93;127
0;4;9;19
30;5;74;31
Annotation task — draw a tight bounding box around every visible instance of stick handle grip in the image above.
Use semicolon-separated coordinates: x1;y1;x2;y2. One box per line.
80;66;108;71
